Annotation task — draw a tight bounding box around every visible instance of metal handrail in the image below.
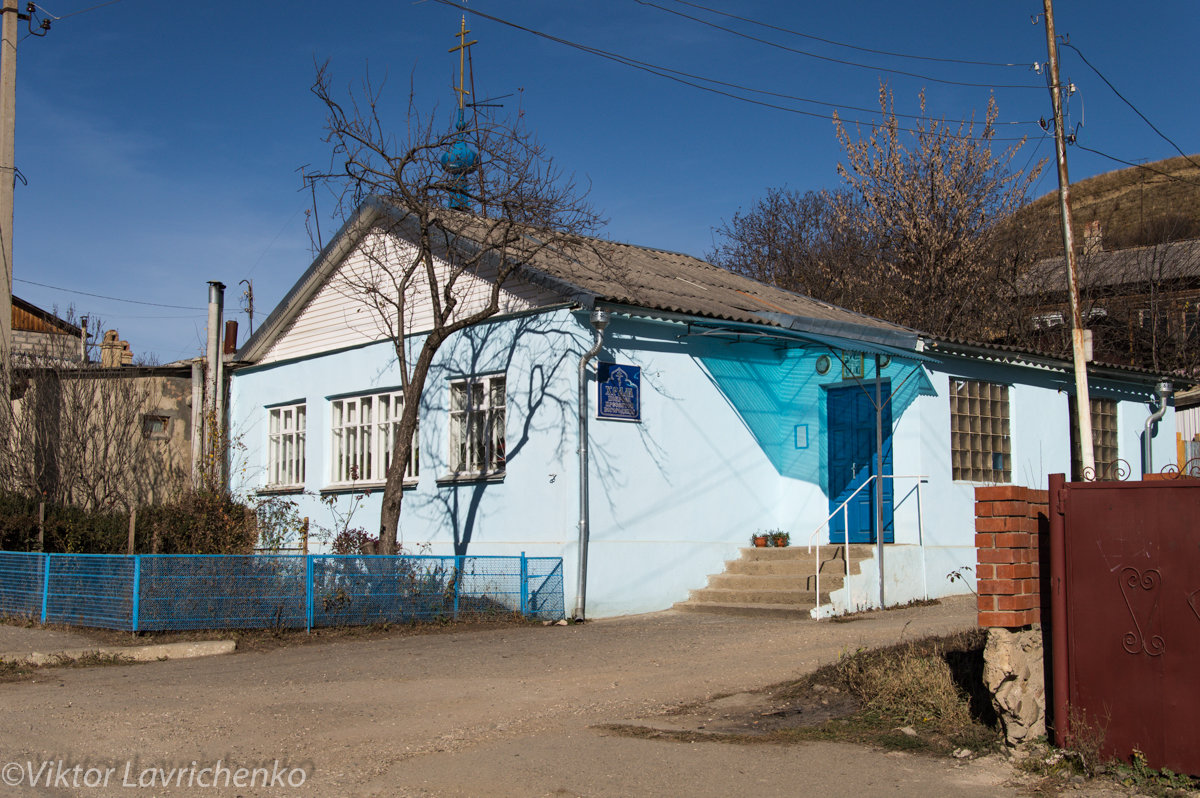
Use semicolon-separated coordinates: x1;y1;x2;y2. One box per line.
806;474;928;619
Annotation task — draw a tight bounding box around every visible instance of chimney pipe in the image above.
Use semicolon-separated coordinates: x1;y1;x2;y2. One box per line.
205;281;226;488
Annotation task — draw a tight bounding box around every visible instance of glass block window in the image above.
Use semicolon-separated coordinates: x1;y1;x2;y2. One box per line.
267;403;306;487
950;379;1011;482
330;391;418;484
1071;398;1119;480
449;374;506;475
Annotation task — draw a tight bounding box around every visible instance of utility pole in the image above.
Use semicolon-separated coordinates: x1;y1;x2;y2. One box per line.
1042;0;1095;478
0;0;21;373
240;278;254;337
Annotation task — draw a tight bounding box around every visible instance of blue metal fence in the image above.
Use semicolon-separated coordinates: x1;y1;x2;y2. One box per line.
0;551;564;632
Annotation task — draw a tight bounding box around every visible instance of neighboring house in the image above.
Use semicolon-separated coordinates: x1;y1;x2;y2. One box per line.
1173;385;1200;466
1017;227;1200;373
228;198;1176;618
5;320;203;508
10;296;84;366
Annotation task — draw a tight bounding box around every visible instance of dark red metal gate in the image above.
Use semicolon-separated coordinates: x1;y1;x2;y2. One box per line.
1049;474;1200;774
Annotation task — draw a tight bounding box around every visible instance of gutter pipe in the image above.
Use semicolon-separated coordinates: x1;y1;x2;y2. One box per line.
574;308;610;621
1142;380;1173;474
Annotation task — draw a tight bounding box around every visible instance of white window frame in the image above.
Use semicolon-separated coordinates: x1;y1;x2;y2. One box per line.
448;374;506;477
267;403;306;488
329;390;418;487
949;379;1011;483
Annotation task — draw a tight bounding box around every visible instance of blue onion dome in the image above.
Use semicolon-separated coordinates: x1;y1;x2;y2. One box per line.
441;140;478;175
441;109;478;175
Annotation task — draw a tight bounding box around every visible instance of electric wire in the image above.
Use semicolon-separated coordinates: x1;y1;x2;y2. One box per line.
434;0;1039;139
31;0;127;22
1059;41;1200;174
14;277;206;310
1022;130;1051;180
245;205;304;278
1071;142;1200;190
634;0;1042;90
658;0;1026;68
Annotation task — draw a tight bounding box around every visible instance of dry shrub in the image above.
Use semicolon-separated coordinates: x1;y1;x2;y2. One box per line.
140;491;257;554
833;629;988;736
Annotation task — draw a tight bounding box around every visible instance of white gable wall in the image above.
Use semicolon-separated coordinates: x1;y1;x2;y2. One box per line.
261;229;560;364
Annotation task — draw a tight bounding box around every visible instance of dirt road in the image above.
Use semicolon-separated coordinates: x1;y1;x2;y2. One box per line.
0;598;1040;797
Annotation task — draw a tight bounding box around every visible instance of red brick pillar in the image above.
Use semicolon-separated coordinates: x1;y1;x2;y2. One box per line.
975;486;1048;628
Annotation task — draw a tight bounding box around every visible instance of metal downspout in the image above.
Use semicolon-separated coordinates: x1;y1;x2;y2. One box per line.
875;353;885;608
574;308;610;621
1142;380;1173;474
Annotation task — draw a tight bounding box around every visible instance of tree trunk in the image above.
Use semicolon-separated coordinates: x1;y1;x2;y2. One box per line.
377;342;439;555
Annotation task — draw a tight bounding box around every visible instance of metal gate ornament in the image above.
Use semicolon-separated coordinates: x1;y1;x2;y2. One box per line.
1120;567;1165;656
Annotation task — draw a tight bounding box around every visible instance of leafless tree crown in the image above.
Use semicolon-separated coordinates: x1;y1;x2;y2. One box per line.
712;87;1045;341
309;64;608;554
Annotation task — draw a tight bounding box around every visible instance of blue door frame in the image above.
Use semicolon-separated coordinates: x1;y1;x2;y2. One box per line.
826;382;894;544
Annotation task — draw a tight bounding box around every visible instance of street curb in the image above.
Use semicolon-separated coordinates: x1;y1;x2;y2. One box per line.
0;639;237;666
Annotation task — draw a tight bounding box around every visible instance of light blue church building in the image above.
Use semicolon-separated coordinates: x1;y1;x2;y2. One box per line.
229;198;1176;618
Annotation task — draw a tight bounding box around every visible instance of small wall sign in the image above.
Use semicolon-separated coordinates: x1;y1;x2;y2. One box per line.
597;362;641;421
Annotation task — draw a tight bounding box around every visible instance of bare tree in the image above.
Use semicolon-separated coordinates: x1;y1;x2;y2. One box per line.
709;187;875;311
311;63;607;554
831;87;1043;337
1;332;186;511
713;88;1043;340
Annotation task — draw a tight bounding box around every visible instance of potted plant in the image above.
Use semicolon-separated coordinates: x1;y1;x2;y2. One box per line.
771;530;790;548
751;531;769;548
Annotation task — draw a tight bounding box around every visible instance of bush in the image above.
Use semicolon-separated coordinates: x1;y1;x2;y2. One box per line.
0;489;257;554
0;492;127;553
140;491;257;554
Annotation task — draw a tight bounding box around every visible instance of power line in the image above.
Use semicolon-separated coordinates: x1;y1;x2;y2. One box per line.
634;0;1042;89
14;277;207;310
32;0;128;22
246;205;304;278
433;1;1039;140
1071;142;1200;190
1059;40;1200;174
657;0;1027;68
1020;131;1050;175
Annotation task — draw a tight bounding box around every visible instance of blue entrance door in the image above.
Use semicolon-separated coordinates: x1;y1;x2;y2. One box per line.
826;382;893;544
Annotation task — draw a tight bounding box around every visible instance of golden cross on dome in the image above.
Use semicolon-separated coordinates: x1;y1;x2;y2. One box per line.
448;15;477;112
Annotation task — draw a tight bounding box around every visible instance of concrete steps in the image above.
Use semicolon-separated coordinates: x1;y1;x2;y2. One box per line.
672;545;873;619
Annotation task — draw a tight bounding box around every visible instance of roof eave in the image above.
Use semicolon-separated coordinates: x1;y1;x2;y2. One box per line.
236;197;398;363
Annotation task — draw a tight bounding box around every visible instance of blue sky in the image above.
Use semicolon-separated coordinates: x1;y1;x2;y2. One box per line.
10;0;1198;362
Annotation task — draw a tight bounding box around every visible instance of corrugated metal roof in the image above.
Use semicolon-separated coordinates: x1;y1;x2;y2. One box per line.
506;228;917;340
928;335;1190;385
237;199;919;362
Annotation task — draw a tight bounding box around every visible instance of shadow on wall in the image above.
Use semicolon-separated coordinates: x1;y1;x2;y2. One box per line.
699;345;934;490
405;312;678;556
